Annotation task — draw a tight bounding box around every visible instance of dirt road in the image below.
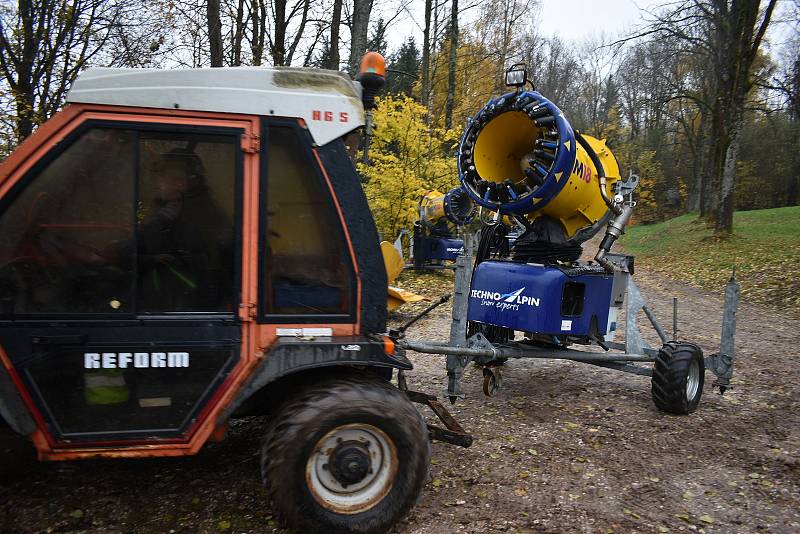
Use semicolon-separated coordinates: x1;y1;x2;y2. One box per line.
1;267;798;533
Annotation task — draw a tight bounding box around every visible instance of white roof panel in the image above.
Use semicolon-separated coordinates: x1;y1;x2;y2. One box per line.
67;67;365;146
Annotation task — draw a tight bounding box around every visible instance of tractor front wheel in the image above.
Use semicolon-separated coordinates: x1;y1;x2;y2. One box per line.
651;341;705;414
261;373;430;533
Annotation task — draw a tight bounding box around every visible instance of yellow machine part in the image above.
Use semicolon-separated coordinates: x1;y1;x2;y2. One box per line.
387;286;425;311
473;111;538;184
472;110;620;240
381;241;404;284
419;190;446;223
534;134;621;238
380;240;425;310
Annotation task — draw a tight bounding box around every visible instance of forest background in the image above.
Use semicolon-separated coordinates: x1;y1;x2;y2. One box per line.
0;0;798;241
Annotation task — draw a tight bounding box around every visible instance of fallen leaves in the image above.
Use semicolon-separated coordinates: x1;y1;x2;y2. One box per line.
699;514;715;524
624;212;800;315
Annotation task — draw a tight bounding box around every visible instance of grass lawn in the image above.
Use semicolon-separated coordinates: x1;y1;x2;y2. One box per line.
623;206;800;314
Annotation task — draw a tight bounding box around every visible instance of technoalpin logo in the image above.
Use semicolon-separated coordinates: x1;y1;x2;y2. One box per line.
470;287;540;311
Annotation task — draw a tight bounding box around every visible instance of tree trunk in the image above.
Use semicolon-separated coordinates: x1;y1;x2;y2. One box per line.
444;0;458;130
686;109;705;212
232;0;245;65
697;108;714;217
715;109;743;234
272;0;287;66
709;0;776;235
327;0;343;69
420;0;432;106
348;0;374;75
207;0;223;67
251;0;265;65
9;0;36;139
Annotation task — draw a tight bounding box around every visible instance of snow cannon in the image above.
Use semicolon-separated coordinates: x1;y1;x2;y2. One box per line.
420;187;477;227
399;65;738;423
410;188;475;269
458;87;623;248
459;64;642;355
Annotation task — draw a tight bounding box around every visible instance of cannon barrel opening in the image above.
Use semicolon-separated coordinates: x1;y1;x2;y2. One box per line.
457;90;622;243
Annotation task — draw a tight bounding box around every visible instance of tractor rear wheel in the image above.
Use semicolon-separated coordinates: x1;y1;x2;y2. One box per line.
261;373;430;534
651;341;705;414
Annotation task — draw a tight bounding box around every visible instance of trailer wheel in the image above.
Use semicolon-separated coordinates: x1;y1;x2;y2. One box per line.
261;373;430;533
651;341;704;414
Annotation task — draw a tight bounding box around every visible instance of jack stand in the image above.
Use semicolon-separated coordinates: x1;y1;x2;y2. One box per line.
446;231;475;403
706;270;739;394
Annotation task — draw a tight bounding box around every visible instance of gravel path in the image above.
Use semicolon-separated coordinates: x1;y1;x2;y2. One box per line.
1;266;798;534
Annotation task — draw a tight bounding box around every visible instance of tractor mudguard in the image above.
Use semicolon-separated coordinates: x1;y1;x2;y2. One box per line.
0;364;36;435
218;336;411;424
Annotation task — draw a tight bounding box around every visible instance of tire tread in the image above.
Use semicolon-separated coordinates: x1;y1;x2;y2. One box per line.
260;372;430;534
651;341;704;414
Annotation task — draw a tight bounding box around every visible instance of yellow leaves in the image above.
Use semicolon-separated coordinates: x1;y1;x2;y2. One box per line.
359;95;459;241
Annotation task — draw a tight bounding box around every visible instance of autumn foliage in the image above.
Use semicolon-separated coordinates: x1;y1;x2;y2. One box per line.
358;96;459;241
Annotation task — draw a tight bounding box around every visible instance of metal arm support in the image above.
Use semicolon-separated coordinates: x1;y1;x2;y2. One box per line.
445;232;475;401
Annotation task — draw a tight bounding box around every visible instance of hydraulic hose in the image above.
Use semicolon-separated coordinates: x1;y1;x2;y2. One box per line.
575;131;619;215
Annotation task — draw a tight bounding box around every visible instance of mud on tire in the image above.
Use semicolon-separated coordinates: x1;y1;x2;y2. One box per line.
651;341;705;415
260;372;430;534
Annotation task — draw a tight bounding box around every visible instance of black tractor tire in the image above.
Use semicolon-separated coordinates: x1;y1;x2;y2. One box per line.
651;341;705;414
260;372;430;534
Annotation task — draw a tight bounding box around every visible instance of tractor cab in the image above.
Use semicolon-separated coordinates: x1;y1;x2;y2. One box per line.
0;62;466;533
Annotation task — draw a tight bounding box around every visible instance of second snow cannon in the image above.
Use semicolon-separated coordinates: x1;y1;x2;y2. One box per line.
410;187;475;269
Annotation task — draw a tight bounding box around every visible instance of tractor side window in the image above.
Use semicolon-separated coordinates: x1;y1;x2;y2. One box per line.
0;128;136;315
136;133;236;313
0;127;238;317
263;125;353;317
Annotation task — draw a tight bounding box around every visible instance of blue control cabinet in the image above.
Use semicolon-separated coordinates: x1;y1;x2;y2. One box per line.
425;237;464;261
467;261;614;336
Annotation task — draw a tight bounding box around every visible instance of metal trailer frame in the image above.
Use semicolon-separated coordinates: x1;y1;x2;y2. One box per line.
398;233;740;403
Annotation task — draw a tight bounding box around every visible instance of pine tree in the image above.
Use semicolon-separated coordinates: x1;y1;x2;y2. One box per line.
386;38;421;98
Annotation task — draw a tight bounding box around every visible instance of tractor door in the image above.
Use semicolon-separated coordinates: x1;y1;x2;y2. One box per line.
0;114;254;447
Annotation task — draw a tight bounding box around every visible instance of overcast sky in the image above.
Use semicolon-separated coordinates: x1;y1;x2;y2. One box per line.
383;0;664;53
383;0;797;57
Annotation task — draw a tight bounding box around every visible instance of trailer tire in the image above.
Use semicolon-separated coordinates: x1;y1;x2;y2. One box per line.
261;372;430;534
651;341;704;414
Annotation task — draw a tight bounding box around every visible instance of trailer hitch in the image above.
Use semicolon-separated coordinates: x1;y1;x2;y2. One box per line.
398;371;473;448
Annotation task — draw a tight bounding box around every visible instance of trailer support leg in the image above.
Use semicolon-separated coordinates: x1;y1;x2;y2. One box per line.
445;231;475;402
706;271;739;393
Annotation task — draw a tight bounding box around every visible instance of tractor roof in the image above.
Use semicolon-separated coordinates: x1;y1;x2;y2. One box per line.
67;67;365;146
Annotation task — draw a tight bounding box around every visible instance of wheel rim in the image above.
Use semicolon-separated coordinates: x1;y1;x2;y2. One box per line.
306;423;398;515
686;358;701;401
